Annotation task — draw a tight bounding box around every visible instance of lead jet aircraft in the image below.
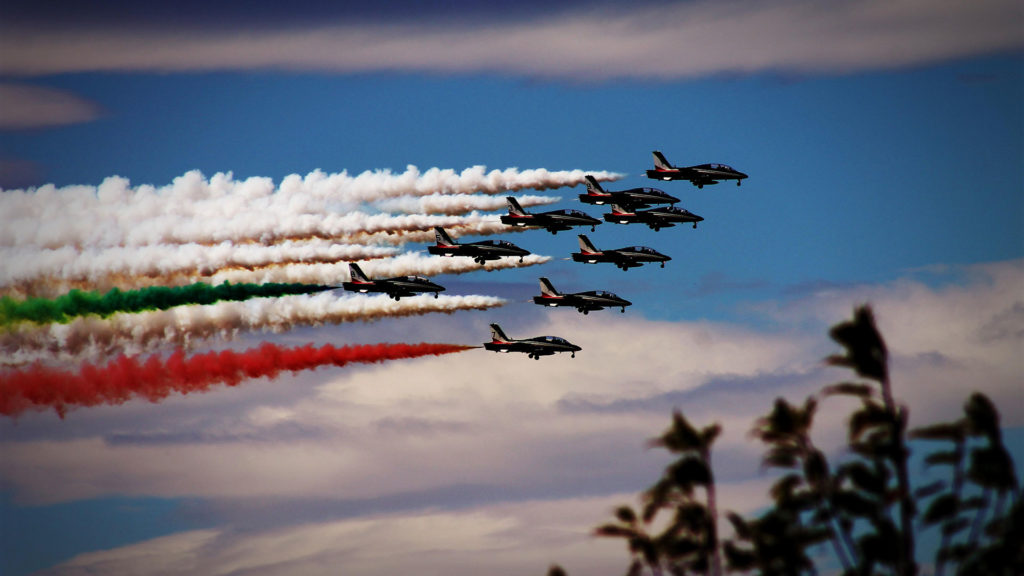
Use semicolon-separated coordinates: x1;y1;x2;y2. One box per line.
646;151;748;188
341;263;445;300
603;203;704;230
483;323;581;359
499;197;601;234
533;277;631;314
427;226;530;265
578;175;679;209
571;234;671;270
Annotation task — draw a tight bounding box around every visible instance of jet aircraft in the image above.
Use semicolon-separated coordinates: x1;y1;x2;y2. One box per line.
578;175;679;209
603;204;704;230
646;150;748;188
571;234;671;270
499;197;601;234
483;323;581;359
341;263;445;300
427;227;530;265
533;277;631;314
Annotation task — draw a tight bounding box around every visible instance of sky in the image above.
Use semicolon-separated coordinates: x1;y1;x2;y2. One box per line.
0;1;1022;574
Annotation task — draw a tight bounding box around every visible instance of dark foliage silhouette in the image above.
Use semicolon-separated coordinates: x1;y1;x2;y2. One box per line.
548;305;1020;576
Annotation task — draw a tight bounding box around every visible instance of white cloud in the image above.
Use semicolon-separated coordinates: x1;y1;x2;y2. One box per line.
38;486;778;576
1;0;1020;79
2;259;1022;574
0;83;101;129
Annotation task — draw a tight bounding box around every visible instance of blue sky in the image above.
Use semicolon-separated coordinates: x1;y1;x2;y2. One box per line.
1;1;1022;575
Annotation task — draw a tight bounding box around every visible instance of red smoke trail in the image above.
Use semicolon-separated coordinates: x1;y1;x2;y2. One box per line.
1;342;473;418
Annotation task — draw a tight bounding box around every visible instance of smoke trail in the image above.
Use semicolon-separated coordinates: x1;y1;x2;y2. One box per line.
0;341;473;417
1;293;505;364
0;282;335;327
207;252;551;286
0;241;397;290
375;193;559;215
282;217;527;248
2;167;621;248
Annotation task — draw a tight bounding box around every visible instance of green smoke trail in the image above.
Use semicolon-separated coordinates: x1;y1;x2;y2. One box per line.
0;282;335;327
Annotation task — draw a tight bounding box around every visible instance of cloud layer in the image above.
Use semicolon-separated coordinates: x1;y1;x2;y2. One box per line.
0;84;101;129
4;259;1022;575
3;0;1020;80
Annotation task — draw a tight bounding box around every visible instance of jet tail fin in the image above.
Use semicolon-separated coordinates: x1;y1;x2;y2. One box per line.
538;277;560;297
610;203;630;215
348;263;370;282
434;226;457;246
489;323;511;343
506;196;528;216
584;175;604;195
577;234;599;253
652;150;673;170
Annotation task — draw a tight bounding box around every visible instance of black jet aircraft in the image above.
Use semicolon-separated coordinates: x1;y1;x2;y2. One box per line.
603;203;704;230
571;234;671;270
341;263;445;300
646;151;748;188
483;323;581;359
533;277;631;314
499;197;601;234
427;227;530;265
578;175;679;209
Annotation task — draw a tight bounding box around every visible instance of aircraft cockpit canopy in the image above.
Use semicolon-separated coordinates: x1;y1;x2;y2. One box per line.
630;246;659;255
480;240;519;249
706;163;734;171
405;276;430;282
542;336;571;345
594;290;618;298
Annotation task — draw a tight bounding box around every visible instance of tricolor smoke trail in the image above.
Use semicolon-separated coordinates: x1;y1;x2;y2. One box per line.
1;167;620;248
0;341;474;418
0;282;334;327
2;293;505;364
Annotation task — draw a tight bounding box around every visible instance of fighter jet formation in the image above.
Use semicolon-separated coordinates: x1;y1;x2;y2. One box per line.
390;151;746;358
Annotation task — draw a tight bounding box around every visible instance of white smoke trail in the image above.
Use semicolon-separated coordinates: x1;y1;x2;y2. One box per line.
375;193;559;215
205;252;552;286
1;167;620;248
0;241;398;289
330;218;528;247
1;292;505;365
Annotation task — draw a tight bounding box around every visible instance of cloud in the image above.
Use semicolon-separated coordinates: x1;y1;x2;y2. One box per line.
0;84;101;129
2;259;1021;574
1;0;1020;80
37;485;779;576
